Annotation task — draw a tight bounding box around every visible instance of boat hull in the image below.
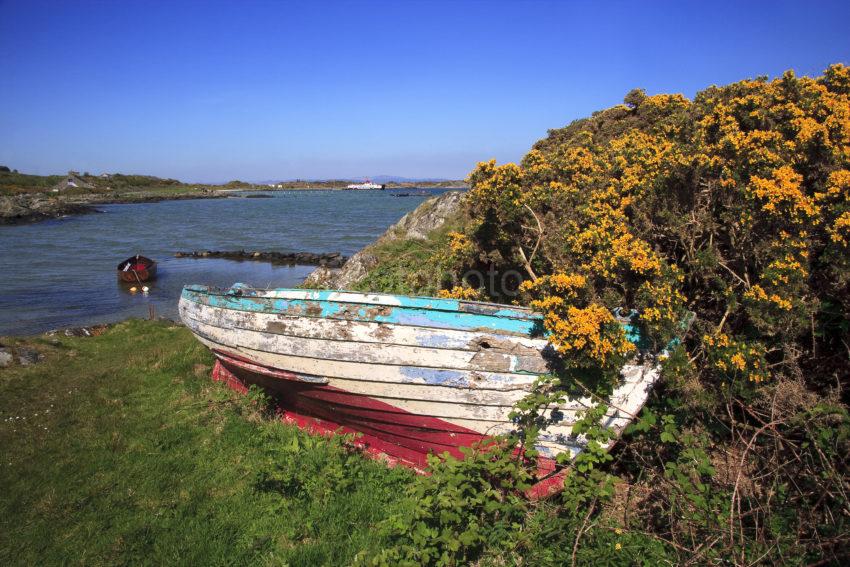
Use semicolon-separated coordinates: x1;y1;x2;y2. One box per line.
179;285;662;496
117;264;157;282
209;351;565;497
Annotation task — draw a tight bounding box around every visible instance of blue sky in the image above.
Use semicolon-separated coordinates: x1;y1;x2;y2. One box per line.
1;0;848;183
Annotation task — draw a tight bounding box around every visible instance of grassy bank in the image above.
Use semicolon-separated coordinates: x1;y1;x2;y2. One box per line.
0;320;413;565
0;171;187;197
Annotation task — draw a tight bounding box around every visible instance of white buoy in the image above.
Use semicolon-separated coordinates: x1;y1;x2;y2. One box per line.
142;286;149;293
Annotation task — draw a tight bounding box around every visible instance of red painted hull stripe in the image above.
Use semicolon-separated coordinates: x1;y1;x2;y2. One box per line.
210;353;565;498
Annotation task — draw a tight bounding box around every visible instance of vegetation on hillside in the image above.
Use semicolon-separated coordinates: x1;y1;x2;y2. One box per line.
0;170;65;194
349;210;466;296
352;65;850;565
0;169;185;196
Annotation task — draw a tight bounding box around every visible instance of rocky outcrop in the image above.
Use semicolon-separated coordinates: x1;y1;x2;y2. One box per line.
303;190;464;289
174;250;347;268
0;194;97;225
0;191;226;225
303;252;378;290
384;190;464;240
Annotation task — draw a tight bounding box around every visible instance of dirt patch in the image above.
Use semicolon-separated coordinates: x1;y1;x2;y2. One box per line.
193;364;211;378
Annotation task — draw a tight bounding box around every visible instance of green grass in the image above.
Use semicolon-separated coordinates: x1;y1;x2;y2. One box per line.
90;184;217;201
0;320;413;565
353;237;448;295
351;215;465;296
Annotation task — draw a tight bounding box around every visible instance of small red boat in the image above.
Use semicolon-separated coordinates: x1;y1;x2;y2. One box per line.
117;255;157;282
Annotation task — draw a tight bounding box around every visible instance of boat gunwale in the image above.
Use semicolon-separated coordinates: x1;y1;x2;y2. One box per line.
182;284;540;321
180;287;543;336
179;299;551;353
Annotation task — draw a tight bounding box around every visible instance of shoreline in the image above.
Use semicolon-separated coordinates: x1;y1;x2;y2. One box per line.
0;186;465;226
0;191;227;225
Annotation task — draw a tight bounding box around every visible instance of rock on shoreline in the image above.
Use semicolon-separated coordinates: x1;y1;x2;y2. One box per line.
0;194;98;225
0;191;227;225
174;250;348;268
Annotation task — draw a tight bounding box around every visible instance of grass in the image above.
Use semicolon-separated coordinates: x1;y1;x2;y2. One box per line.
86;184;218;201
351;214;465;296
0;320;413;565
353;237;448;295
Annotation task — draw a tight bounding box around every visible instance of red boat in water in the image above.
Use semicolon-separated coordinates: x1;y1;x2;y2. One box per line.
117;255;157;282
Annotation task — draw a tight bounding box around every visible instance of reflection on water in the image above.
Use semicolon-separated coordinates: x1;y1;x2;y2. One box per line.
0;189;451;334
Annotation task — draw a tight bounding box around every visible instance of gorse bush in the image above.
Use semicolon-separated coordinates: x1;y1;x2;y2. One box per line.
459;65;850;375
359;65;850;565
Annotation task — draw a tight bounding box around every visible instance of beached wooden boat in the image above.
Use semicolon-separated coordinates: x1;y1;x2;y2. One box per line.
179;284;670;496
117;255;157;282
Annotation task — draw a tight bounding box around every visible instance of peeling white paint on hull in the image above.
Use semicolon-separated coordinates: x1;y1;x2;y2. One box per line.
179;284;665;493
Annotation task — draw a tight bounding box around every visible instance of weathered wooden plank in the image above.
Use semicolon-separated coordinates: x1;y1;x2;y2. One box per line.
213;346;658;459
203;349;650;428
209;345;636;415
181;286;542;335
223;360;590;437
189;326;543;391
184;313;550;374
181;298;550;352
189;323;657;428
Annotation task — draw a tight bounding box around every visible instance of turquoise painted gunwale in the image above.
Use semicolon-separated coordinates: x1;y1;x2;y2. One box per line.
258;287;539;320
182;286;542;335
181;285;650;347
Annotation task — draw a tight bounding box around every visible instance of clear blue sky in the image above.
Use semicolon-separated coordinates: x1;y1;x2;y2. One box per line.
1;0;848;183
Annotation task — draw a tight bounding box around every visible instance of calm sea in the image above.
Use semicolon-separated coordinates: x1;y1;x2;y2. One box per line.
0;189;453;335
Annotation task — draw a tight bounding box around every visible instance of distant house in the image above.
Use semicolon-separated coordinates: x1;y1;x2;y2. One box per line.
51;172;94;192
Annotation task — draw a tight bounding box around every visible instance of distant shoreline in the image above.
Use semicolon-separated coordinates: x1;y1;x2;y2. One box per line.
219;185;469;193
0;185;465;226
0;191;227;225
0;168;467;225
